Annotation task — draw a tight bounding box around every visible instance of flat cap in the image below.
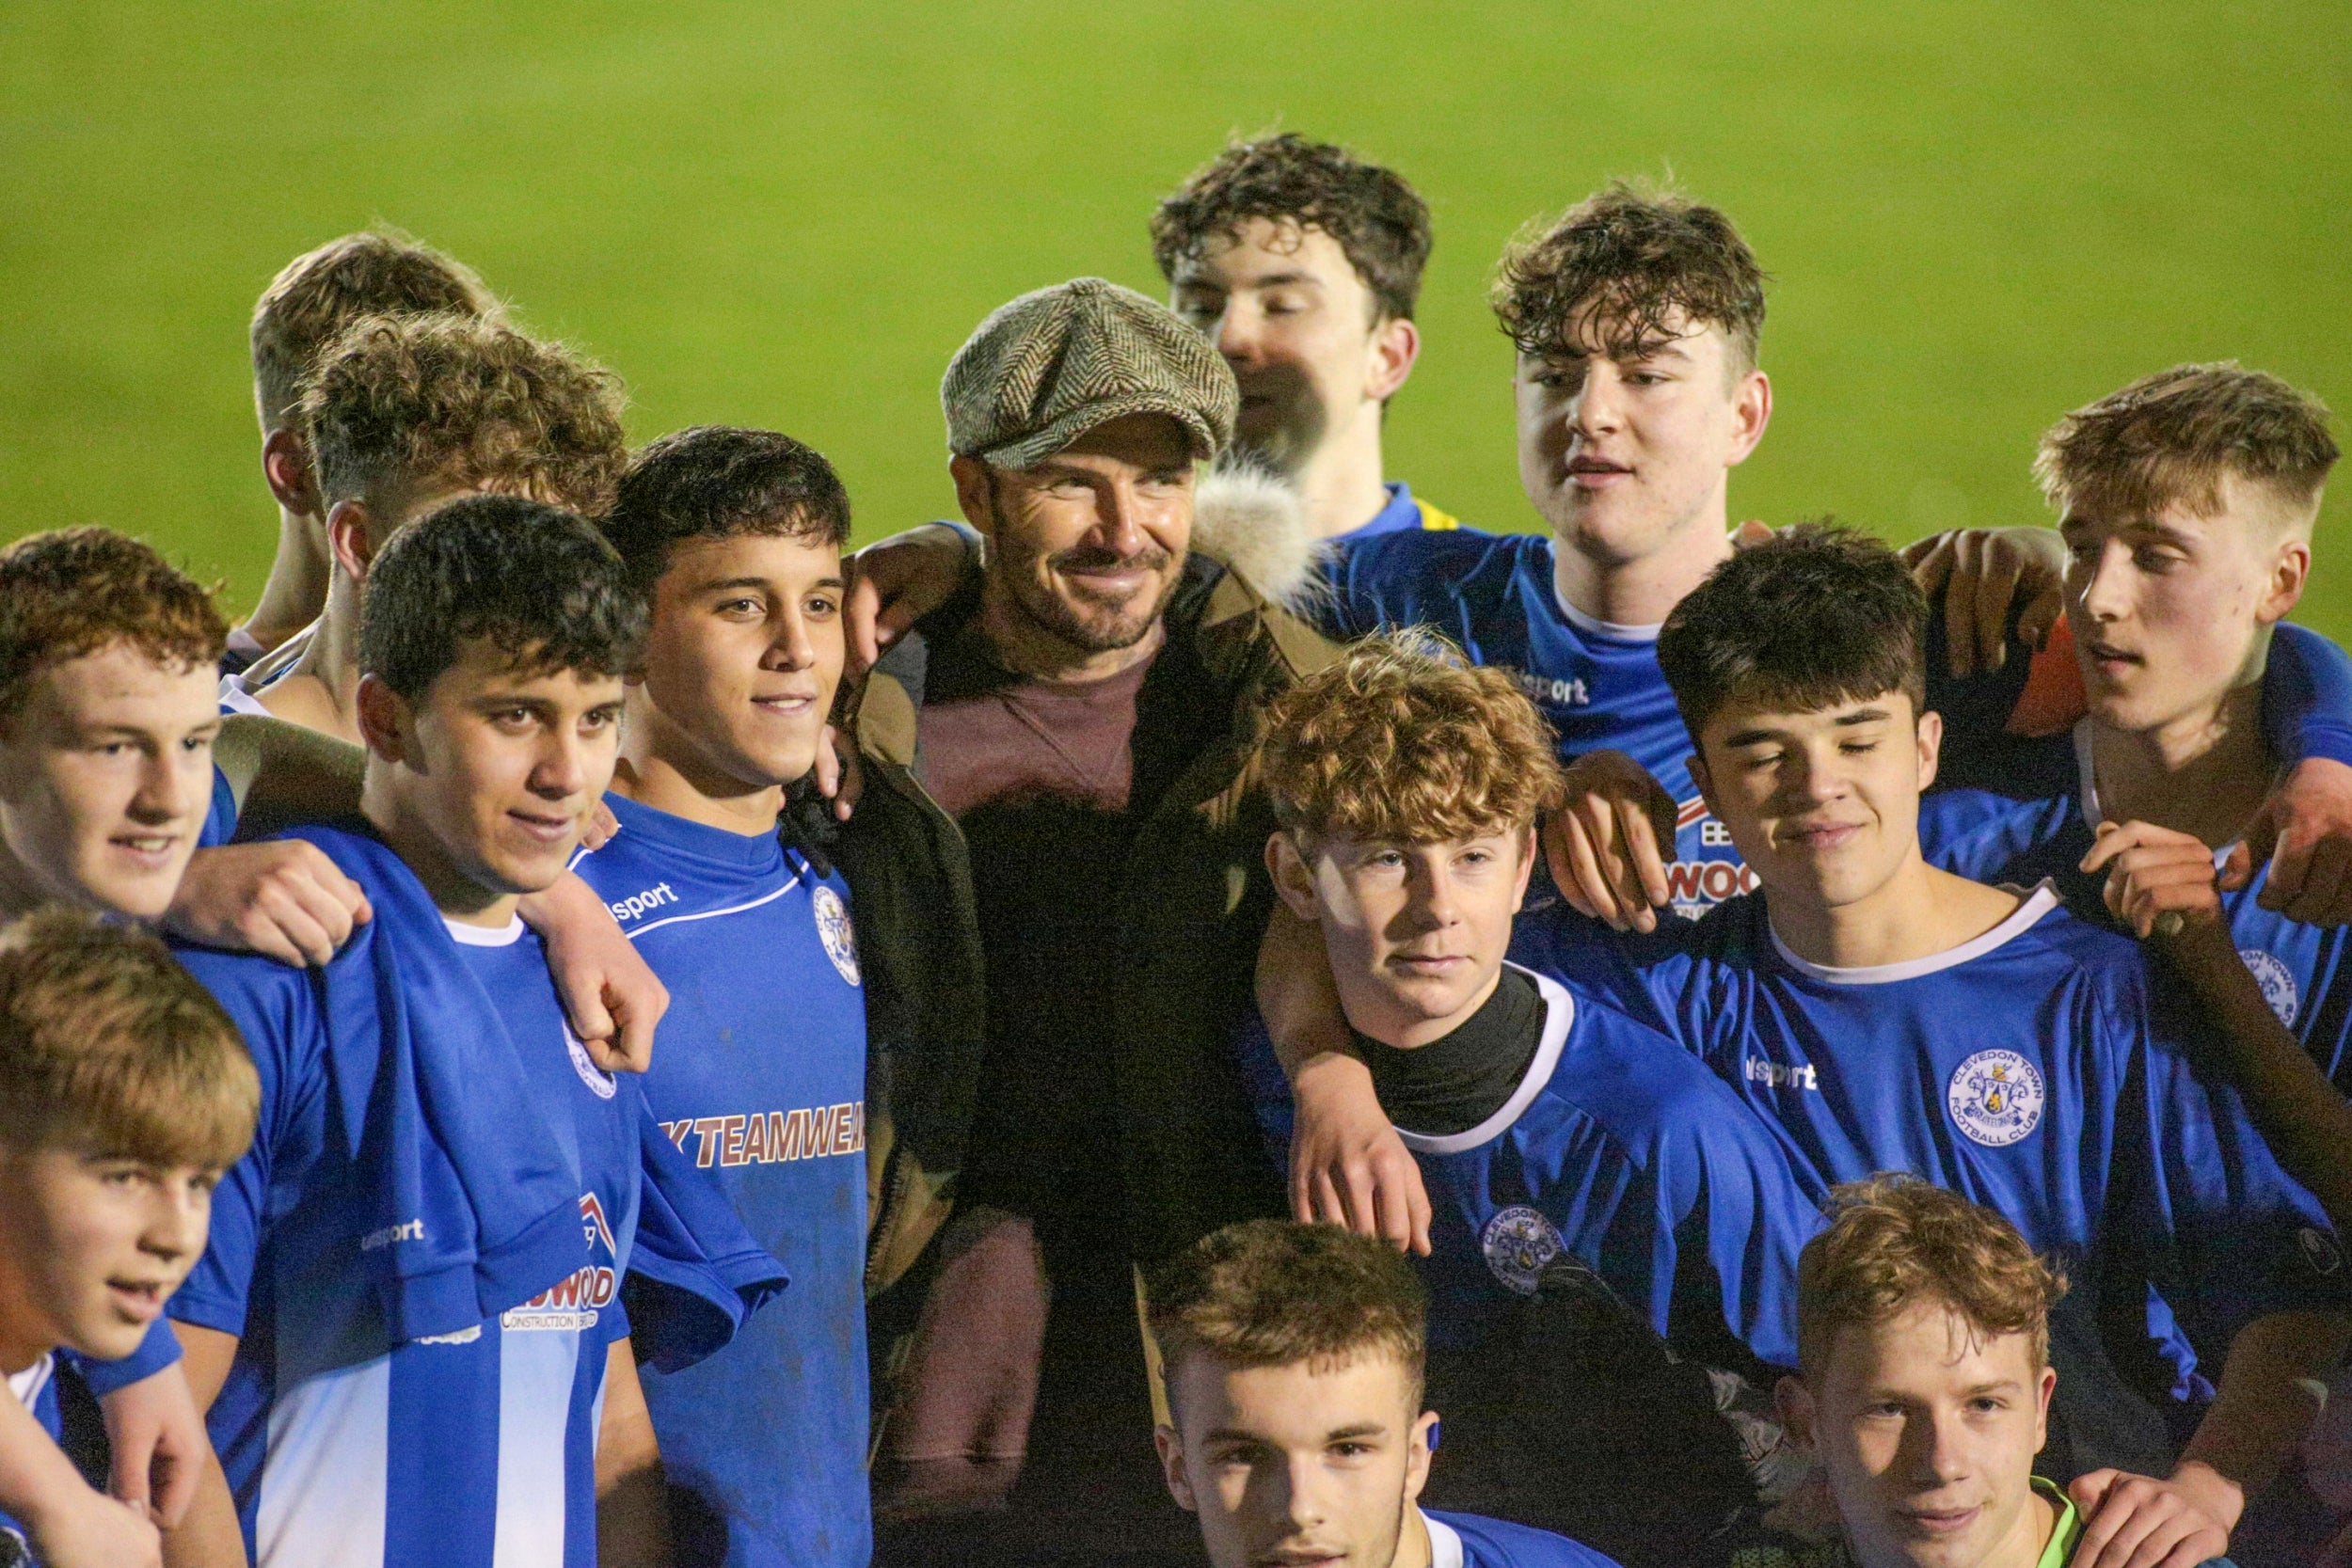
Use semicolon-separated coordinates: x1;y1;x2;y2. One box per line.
942;277;1238;468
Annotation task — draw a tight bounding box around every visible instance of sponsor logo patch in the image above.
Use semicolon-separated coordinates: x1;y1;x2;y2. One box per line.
814;885;860;986
2240;949;2300;1028
1947;1049;2045;1148
1481;1205;1565;1296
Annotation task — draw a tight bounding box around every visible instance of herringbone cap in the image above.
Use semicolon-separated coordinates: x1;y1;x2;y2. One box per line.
943;277;1238;467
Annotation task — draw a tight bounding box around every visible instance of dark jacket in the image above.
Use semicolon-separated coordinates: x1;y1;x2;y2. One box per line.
839;469;1340;1303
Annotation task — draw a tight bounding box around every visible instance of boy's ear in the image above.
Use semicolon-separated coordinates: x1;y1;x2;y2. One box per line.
1153;1424;1198;1513
1266;832;1325;922
1725;367;1772;468
1773;1373;1817;1451
1914;707;1944;794
1403;1408;1440;1503
1365;314;1421;404
2258;534;2312;626
326;499;377;582
355;673;409;765
262;428;323;521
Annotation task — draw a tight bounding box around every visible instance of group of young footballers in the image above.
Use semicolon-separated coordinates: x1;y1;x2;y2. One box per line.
1;129;2349;1568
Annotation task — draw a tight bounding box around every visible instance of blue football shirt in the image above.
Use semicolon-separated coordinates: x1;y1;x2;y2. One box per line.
570;793;870;1568
171;883;652;1568
1919;721;2352;1094
1236;964;1820;1369
1513;888;2351;1431
1316;531;1752;915
1427;1508;1624;1568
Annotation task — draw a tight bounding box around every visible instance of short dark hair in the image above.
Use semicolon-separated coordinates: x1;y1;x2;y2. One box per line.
1146;1219;1427;1418
603;426;852;598
1657;525;1926;742
2036;361;2340;526
251;230;500;431
1494;182;1767;374
300;313;628;520
0;529;227;723
359;495;644;704
1151;134;1432;322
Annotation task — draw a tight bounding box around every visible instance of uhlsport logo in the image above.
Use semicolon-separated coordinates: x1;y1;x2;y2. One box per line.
565;1022;616;1100
1481;1205;1565;1296
1947;1049;2045;1148
813;885;860;986
2240;949;2299;1027
608;881;678;924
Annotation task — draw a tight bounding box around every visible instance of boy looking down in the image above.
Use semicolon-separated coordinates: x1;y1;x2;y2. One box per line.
0;912;257;1568
231;231;501;672
1153;133;1456;542
167;497;782;1568
1148;1218;1622;1568
1241;631;1819;1375
579;426;869;1567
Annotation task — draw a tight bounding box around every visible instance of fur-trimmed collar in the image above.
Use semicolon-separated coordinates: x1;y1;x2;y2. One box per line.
1187;460;1330;619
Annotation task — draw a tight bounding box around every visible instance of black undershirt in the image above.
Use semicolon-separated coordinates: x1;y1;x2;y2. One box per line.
1353;968;1547;1137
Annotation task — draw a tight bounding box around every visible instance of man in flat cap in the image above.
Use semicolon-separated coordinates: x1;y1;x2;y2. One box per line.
840;278;1335;1563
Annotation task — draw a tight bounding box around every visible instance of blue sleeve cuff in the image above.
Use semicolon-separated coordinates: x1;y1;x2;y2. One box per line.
2263;623;2352;768
68;1317;184;1394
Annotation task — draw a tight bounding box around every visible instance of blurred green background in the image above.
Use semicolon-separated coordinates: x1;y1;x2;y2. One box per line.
5;2;2348;631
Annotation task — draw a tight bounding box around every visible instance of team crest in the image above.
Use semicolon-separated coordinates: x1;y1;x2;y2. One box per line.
1481;1205;1565;1297
565;1023;617;1100
813;885;860;986
1946;1049;2045;1148
2301;1227;2343;1276
2240;949;2299;1027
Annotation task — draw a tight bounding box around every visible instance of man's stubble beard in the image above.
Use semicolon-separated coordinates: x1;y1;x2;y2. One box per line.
1002;543;1187;656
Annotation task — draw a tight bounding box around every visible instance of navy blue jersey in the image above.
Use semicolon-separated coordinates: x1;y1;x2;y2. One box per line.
1317;531;1750;915
167;824;772;1568
1919;722;2352;1094
571;793;870;1568
1514;889;2350;1418
1237;965;1820;1369
1427;1508;1624;1568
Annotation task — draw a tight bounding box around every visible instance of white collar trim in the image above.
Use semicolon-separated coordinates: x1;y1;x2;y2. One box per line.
1769;882;2061;984
442;912;526;947
1552;584;1663;643
1422;1510;1464;1568
1391;963;1571;1155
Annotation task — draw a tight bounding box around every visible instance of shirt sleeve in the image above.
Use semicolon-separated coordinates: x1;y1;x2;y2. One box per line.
2123;966;2352;1352
2261;622;2352;770
164;954;294;1338
61;1320;184;1396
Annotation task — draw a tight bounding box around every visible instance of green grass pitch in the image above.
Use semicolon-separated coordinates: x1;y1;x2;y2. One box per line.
4;2;2348;632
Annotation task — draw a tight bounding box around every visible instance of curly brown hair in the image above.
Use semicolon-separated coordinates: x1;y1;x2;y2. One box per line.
2034;361;2339;527
300;313;628;521
0;528;226;723
1259;629;1565;846
251;231;501;431
0;907;258;1171
1492;182;1766;374
1151;133;1432;322
1797;1176;2067;1383
1146;1219;1427;1417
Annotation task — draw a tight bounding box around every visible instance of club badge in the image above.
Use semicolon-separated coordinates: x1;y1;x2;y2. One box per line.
566;1023;617;1100
2240;949;2299;1028
1481;1205;1565;1296
1946;1049;2044;1148
814;885;861;987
